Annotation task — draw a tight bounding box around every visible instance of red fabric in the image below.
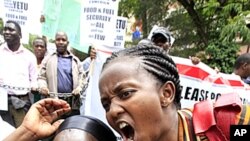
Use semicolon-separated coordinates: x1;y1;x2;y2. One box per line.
214;93;242;140
193;100;216;133
193;93;242;141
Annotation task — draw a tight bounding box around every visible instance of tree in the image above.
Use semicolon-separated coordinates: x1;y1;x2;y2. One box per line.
119;0;171;37
174;0;250;72
119;0;250;73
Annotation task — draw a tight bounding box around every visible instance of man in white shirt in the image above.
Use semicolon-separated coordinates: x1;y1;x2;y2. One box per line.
0;20;38;127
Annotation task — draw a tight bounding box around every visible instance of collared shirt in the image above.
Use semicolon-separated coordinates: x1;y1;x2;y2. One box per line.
57;55;73;93
0;43;38;95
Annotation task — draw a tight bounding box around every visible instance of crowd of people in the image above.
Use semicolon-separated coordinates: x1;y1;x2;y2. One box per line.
1;19;250;141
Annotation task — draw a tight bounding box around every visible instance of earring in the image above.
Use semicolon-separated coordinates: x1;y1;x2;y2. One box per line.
163;100;166;104
162;100;169;107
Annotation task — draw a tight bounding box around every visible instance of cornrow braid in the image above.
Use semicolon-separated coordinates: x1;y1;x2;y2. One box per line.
102;43;182;109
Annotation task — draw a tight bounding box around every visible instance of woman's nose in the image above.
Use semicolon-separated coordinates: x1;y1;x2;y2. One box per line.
108;101;124;119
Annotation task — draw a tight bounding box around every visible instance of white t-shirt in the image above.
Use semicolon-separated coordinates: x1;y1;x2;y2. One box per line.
0;116;15;140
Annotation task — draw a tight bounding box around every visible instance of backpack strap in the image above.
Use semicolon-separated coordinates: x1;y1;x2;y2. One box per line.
193;93;242;141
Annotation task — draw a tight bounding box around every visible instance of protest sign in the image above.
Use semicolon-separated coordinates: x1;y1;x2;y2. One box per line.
0;88;8;111
114;16;127;48
42;0;89;53
80;0;119;46
172;56;250;108
84;45;123;141
1;0;40;43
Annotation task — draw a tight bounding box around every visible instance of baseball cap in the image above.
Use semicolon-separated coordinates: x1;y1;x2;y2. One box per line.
151;27;172;43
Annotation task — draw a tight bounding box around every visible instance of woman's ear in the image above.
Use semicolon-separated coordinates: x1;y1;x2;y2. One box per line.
160;81;176;107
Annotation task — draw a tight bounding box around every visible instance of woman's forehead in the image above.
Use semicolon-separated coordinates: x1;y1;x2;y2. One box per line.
99;58;149;86
103;57;142;73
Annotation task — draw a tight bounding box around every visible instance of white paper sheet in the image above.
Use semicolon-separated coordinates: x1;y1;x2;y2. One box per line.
0;88;8;111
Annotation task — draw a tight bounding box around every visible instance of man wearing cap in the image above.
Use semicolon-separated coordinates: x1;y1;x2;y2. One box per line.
139;26;200;64
151;27;173;53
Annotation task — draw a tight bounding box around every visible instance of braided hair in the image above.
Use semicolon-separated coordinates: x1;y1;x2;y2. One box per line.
102;43;182;109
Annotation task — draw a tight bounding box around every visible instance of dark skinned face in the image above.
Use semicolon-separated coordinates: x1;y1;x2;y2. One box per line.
99;57;168;141
3;23;21;44
55;32;69;55
33;39;47;59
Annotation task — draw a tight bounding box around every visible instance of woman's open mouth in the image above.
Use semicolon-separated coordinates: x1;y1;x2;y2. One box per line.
118;122;135;141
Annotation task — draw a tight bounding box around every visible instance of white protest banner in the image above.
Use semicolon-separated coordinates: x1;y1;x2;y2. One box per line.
0;87;8;111
84;45;123;141
113;16;127;48
2;0;41;43
172;56;250;108
80;0;119;46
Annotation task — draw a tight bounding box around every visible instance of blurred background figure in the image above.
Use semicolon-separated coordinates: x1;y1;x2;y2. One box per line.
233;53;250;85
132;26;141;43
38;31;85;118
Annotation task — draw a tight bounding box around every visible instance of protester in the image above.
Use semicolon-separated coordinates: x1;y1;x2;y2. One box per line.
0;20;38;127
233;53;250;85
140;26;200;64
151;26;173;53
54;115;117;141
33;37;47;70
132;26;141;42
38;31;85;118
31;37;48;103
98;44;250;141
3;98;71;141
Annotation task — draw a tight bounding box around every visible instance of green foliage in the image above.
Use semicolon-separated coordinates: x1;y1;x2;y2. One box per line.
119;0;170;36
171;0;250;72
0;18;3;33
166;10;199;47
204;41;240;73
118;0;140;18
124;40;139;48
